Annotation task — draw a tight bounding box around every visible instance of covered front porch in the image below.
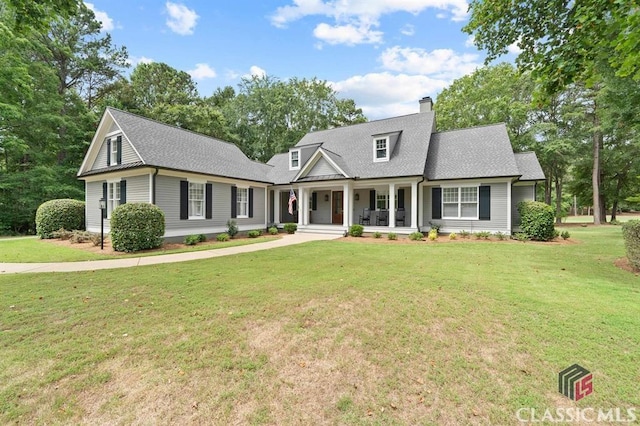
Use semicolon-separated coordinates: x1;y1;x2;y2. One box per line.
271;178;422;234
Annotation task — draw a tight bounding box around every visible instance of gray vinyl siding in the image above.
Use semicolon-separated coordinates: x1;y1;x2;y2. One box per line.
85;180;104;231
351;186;412;227
311;190;332;224
512;184;535;227
156;175;266;236
307;158;337;177
423;182;509;233
90;133;141;171
125;175;150;203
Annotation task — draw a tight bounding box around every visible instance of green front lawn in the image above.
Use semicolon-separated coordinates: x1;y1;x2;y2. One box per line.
1;226;638;424
0;236;278;263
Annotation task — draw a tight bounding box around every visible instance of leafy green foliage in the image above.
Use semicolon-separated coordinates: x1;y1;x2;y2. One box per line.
449;232;457;240
247;230;262;238
517;201;556;241
387;232;397;240
428;229;438;241
459;230;470;239
283;223;297;234
348;224;364;237
428;222;441;234
622;220;640;270
409;231;424;241
561;230;571;240
372;231;382;239
226;220;238;238
184;235;201;246
216;233;230;242
268;226;279;235
35;199;85;238
494;231;506;241
110;203;165;252
474;231;491;240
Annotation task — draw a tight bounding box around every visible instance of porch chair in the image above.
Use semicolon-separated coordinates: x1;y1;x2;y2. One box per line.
359;208;371;225
376;209;389;226
395;207;405;226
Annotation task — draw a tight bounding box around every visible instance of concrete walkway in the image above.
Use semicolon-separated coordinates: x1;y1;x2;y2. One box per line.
0;233;341;274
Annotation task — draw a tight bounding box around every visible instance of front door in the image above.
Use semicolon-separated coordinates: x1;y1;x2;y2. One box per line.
332;191;343;224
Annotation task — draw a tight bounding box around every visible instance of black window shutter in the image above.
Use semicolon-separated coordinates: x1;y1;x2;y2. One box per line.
248;188;254;218
369;190;376;210
479;185;491;220
205;183;213;219
231;186;237;218
116;136;122;165
432;187;442;219
397;188;405;209
102;182;108;218
312;192;317;211
120;180;126;204
180;180;188;220
106;139;111;166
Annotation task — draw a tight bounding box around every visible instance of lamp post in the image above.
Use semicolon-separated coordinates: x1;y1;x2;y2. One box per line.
99;197;106;250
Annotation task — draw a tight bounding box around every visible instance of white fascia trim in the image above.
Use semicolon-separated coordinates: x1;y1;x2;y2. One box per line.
77;111;112;176
289;149;301;170
292;148;348;181
372;136;389;163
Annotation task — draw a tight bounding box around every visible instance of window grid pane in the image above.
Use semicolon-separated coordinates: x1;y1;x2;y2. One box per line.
237;188;248;216
376;192;388;210
291;151;299;167
189;183;205;217
460;187;477;202
442;188;458;203
375;138;387;159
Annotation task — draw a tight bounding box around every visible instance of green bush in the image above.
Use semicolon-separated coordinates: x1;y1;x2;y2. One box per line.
409;231;424;241
283;223;297;234
52;228;73;240
216;233;230;242
268;226;279;235
35;199;85;239
475;231;491;240
428;221;441;234
512;232;530;242
494;231;506;241
198;234;207;242
428;229;438;241
248;230;262;238
561;230;570;240
622;220;640;270
372;231;382;239
184;235;201;245
517;201;556;241
110;203;165;252
349;224;364;237
449;232;457;240
459;230;470;239
387;232;397;240
226;220;238;238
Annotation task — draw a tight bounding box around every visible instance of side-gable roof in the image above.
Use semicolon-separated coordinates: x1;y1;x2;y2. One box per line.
425;124;521;181
289;112;435;179
79;108;272;183
514;151;545;181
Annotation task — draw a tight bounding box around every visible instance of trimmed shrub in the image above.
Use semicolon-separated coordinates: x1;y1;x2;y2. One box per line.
622;220;640;270
409;231;424;241
268;226;279;235
449;232;457;240
387;232;397;240
372;231;382;239
69;230;95;244
283;223;297;234
198;234;207;242
226;220;238;238
561;230;570;240
110;203;165;252
216;233;230;242
517;201;556;241
184;235;200;245
248;230;262;238
428;222;441;234
35;199;85;239
428;229;438;241
349;224;364;237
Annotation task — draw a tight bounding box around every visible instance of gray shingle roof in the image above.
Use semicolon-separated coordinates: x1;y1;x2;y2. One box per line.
290;112;435;179
425;124;521;180
514;151;545;181
266;153;297;184
105;108;272;183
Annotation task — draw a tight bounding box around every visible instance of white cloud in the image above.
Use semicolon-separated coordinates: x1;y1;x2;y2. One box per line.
379;46;480;79
85;2;114;31
242;66;267;79
165;2;198;35
127;56;155;66
464;34;475;48
313;21;383;45
188;63;217;80
331;72;450;119
400;24;415;36
508;40;523;55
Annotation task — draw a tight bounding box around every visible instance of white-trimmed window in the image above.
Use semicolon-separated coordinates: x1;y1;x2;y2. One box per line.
376;191;388;210
290;149;300;170
236;187;248;218
109;138;119;165
107;181;120;218
189;182;205;219
442;186;478;219
373;137;389;162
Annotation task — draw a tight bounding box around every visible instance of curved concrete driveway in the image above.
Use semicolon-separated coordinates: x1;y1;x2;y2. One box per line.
0;233;341;274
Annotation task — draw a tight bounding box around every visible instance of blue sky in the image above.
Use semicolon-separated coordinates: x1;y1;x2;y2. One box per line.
86;1;520;119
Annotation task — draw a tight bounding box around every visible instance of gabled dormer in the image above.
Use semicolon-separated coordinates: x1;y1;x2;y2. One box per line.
372;131;401;163
289;148;300;170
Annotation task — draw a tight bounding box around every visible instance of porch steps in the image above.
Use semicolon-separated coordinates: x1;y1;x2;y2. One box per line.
296;225;347;235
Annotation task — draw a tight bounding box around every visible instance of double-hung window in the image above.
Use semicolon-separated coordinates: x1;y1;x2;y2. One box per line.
373;137;388;162
290;150;300;169
107;181;120;218
442;186;478;219
236;187;248;218
376;190;389;210
109;139;119;165
189;182;205;219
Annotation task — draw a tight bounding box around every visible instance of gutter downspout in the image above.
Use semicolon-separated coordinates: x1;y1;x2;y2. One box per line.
152;168;159;204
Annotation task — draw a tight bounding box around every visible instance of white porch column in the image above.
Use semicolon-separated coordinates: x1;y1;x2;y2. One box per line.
411;181;418;229
389;183;396;228
303;188;310;225
297;188;304;226
274;189;281;224
343;182;350;227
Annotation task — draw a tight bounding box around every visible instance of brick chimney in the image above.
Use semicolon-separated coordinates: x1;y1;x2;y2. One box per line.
419;96;433;113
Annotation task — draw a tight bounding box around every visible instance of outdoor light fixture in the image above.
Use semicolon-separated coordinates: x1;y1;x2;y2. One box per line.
99;197;106;250
355;193;360;201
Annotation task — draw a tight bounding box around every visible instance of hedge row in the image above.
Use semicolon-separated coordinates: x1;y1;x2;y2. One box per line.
622;220;640;270
517;201;556;241
110;203;165;252
35;199;85;239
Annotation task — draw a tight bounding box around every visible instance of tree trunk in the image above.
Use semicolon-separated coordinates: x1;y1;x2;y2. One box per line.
545;175;552;205
592;111;602;225
611;200;618;221
555;174;563;224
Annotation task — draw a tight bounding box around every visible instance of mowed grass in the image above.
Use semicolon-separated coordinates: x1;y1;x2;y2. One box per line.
1;226;639;425
0;236;277;263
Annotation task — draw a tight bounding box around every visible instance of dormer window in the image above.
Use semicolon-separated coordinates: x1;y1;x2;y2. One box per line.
106;135;122;166
290;149;300;170
110;139;118;164
373;137;389;162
